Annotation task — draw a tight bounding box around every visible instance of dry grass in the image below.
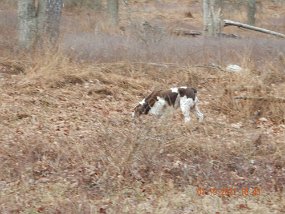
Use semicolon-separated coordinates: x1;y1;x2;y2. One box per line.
211;69;285;124
0;0;285;213
1;54;284;213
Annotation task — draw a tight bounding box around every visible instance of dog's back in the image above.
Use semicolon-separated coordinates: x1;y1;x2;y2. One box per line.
133;86;203;123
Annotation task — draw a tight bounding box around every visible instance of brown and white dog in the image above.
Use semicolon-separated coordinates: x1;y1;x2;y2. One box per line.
132;86;204;123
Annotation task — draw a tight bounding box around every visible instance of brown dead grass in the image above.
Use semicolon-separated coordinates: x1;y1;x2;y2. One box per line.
0;0;285;213
1;53;284;213
211;69;285;124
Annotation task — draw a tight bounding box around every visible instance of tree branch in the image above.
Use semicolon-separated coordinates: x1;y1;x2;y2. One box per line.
224;19;285;38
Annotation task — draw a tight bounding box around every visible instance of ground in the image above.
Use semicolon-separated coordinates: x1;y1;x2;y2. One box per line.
0;0;285;213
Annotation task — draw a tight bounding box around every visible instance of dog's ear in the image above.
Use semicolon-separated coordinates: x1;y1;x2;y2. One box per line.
192;88;197;93
133;104;142;117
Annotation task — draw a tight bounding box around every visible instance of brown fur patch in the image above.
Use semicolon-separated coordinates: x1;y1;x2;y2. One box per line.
143;90;161;114
178;88;196;100
160;90;179;106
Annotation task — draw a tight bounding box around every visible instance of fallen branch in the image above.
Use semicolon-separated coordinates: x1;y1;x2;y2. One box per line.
131;62;228;72
224;19;285;38
234;96;285;103
172;28;202;37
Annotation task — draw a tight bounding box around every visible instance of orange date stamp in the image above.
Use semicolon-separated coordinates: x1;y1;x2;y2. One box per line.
196;186;261;197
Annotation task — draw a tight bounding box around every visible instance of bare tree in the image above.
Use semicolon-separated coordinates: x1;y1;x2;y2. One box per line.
247;0;256;25
17;0;63;49
38;0;63;45
203;0;223;36
107;0;119;26
18;0;38;49
94;0;102;11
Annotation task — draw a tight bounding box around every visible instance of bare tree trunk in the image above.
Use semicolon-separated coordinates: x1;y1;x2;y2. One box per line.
247;0;256;25
94;0;102;11
107;0;119;26
18;0;63;49
203;0;210;32
17;0;37;49
37;0;63;45
203;0;223;36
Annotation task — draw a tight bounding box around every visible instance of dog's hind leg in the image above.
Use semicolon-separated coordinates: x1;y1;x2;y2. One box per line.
180;96;194;123
193;103;204;122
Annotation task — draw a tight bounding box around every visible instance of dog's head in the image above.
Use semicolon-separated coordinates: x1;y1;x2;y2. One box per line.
132;103;147;118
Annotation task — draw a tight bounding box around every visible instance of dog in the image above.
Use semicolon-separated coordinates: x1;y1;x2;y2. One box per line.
132;86;204;123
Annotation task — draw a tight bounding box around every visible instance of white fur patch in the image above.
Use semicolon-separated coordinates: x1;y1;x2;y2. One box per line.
191;97;204;122
139;99;146;105
171;87;178;93
179;86;187;89
149;96;167;115
180;95;194;123
194;104;204;122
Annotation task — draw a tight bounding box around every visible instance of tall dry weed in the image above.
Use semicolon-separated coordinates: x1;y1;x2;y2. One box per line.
212;67;285;124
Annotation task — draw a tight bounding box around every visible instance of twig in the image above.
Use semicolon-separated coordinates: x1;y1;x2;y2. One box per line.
234;96;285;103
95;61;226;72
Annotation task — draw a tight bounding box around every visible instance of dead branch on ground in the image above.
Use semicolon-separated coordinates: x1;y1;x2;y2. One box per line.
224;19;285;38
234;96;285;103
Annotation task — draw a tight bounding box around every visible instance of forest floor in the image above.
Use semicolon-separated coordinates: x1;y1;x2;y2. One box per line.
0;0;285;213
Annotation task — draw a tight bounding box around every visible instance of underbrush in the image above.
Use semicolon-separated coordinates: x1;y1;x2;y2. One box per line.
1;111;284;213
0;1;285;212
1;52;285;213
211;68;285;124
